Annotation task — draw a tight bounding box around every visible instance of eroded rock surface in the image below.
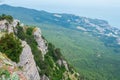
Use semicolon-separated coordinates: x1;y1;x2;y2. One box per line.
33;28;48;60
18;41;40;80
0;19;19;33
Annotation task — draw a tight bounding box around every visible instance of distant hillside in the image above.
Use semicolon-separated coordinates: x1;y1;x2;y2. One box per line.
0;4;120;80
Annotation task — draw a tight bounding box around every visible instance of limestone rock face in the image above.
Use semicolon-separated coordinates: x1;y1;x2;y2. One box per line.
18;41;40;80
0;19;19;33
12;19;20;27
57;59;69;71
0;20;8;32
33;28;48;59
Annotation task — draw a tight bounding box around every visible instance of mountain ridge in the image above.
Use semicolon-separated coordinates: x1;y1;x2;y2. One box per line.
0;4;120;80
0;4;112;28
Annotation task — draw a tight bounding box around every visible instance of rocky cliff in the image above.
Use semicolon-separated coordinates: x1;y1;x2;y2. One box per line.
33;28;48;60
0;14;80;80
18;41;40;80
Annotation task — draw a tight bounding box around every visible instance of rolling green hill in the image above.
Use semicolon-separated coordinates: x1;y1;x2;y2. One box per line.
0;4;120;80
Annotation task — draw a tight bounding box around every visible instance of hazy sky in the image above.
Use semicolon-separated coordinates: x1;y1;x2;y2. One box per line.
0;0;120;28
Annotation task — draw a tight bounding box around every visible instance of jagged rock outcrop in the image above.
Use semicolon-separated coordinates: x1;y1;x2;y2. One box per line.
57;59;69;71
0;20;7;32
33;28;48;60
0;19;19;33
18;41;40;80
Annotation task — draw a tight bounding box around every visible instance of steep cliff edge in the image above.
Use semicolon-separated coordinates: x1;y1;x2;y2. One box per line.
33;28;48;60
0;14;80;80
18;41;40;80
